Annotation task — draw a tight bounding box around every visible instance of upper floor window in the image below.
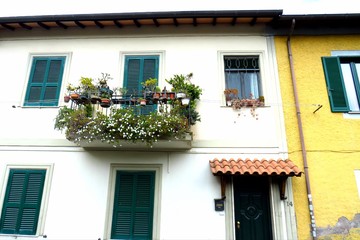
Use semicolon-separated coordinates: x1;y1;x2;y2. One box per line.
0;169;46;235
123;55;159;114
224;56;263;99
322;56;360;112
24;56;66;107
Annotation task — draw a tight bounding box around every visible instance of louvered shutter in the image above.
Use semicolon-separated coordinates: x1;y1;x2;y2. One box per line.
322;57;349;112
124;56;159;115
141;58;158;115
0;169;46;235
111;171;155;240
25;57;65;107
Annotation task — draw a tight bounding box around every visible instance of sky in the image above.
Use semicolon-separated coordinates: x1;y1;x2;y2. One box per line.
0;0;359;17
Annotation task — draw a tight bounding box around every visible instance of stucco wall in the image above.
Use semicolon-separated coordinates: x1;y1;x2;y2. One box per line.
0;31;285;151
275;35;360;240
0;28;289;239
0;150;227;240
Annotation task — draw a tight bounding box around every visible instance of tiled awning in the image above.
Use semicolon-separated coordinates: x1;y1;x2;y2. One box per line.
209;158;302;177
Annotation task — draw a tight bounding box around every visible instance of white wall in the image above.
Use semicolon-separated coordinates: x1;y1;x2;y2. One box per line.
0;31;285;152
0;149;226;240
0;27;287;239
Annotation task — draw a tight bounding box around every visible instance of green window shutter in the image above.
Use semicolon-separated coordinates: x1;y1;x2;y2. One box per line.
0;169;46;235
25;57;65;107
322;57;349;112
124;56;159;115
111;171;155;240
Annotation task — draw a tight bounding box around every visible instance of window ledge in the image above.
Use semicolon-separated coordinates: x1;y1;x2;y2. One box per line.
343;112;360;119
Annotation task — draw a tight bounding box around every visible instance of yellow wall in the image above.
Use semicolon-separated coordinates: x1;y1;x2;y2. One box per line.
275;36;360;240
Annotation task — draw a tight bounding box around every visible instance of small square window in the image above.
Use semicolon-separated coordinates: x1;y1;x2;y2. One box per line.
224;56;263;100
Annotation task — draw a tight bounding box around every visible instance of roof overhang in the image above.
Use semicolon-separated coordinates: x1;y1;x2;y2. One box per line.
272;13;360;35
209;158;302;177
0;10;282;31
1;11;360;34
209;158;302;200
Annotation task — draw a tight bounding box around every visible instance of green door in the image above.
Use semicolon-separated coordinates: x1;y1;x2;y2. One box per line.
234;176;273;240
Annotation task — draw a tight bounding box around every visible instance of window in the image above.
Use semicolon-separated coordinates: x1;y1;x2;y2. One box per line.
0;169;46;235
322;56;360;112
111;171;155;240
124;55;159;114
224;56;263;99
24;56;66;106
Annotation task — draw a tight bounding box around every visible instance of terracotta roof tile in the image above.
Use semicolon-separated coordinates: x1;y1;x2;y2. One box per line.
209;158;302;177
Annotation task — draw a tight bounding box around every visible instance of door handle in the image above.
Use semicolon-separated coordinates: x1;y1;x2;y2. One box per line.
236;221;240;229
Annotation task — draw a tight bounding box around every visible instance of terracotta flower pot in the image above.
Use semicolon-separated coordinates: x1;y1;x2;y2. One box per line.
64;95;70;103
70;93;80;100
100;98;111;108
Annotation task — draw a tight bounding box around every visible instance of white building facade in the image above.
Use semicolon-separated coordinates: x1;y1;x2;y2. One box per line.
0;11;300;240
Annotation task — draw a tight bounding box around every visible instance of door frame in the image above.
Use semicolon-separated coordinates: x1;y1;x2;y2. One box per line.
224;177;298;240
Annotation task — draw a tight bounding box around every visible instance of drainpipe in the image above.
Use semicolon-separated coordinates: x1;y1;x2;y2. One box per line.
286;19;317;240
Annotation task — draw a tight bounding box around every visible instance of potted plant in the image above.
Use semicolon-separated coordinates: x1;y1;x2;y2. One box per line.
151;86;161;104
138;98;147;106
97;73;113;107
224;88;238;106
78;77;97;104
166;73;202;126
168;88;176;100
66;83;80;101
231;94;265;118
142;78;157;93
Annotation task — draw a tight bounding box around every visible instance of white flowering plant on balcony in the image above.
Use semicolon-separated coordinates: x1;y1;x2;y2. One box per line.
55;73;202;146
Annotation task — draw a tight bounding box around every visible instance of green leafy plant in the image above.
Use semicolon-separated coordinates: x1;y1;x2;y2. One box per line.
155;86;161;93
142;78;157;91
166;73;202;125
79;77;97;94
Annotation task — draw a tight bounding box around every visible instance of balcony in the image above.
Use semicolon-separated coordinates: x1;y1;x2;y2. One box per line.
55;73;201;150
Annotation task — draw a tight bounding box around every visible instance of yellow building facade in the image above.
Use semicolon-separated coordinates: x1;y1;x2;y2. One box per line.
275;33;360;239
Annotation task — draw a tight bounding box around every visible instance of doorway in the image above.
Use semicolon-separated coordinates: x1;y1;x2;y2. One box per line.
233;176;273;240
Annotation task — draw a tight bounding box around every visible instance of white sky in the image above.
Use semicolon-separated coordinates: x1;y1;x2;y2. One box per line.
0;0;359;17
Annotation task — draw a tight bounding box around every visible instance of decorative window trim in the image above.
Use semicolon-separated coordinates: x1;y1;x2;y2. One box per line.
104;164;162;240
22;53;72;108
0;164;54;237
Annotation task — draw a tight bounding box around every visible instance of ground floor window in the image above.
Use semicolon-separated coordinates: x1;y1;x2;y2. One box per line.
0;169;46;235
111;171;155;240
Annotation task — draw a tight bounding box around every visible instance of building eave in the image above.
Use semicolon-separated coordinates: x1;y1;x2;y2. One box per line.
0;10;283;31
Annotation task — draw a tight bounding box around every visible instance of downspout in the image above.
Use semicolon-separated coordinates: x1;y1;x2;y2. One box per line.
286;19;317;240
